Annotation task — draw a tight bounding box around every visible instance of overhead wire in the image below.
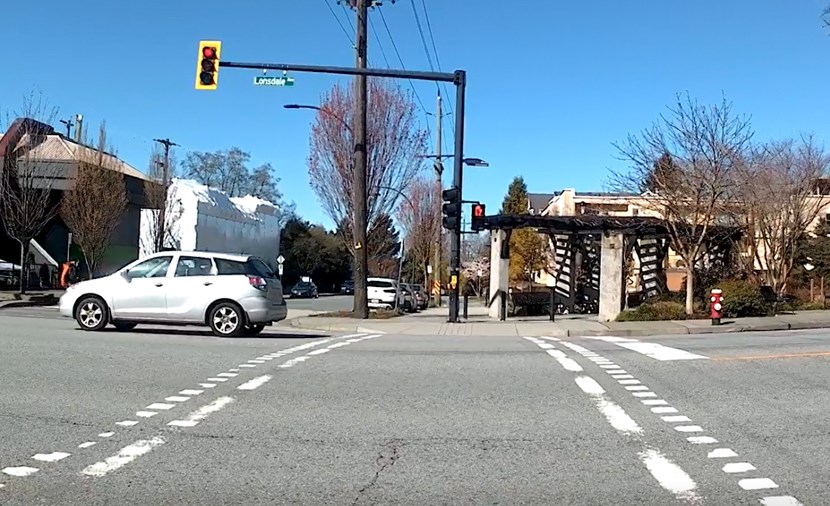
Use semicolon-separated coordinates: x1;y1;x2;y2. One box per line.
321;0;354;45
415;0;455;141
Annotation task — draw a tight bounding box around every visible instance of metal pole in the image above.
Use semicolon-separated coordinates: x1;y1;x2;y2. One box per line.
549;287;555;321
220;60;455;83
153;138;178;253
448;71;466;323
433;92;443;308
463;293;468;320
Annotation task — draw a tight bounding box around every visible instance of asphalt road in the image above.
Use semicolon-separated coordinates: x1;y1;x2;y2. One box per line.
285;294;353;313
0;314;826;504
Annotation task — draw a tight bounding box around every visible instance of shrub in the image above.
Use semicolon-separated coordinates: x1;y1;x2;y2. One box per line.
617;301;687;322
707;279;768;318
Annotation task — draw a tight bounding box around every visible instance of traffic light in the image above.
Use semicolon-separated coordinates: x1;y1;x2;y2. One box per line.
195;41;222;90
471;202;486;231
442;187;460;231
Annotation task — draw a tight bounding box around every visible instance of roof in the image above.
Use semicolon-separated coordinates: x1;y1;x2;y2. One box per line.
142;250;253;262
527;193;556;211
20;134;150;182
574;192;640;198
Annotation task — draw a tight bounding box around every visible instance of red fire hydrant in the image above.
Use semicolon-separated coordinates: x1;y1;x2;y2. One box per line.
710;289;723;326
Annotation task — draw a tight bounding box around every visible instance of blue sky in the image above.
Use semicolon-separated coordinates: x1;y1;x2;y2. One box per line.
2;0;830;228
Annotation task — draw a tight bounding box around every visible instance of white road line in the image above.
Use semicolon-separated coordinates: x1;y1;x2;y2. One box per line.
574;376;642;434
537;343;555;350
538;336;561;342
545;349;583;372
164;396;190;402
115;420;138;427
237;375;272;391
575;376;605;396
78;442;96;449
146;403;176;410
625;385;649;391
136;411;157;418
2;467;38;477
0;483;5;488
708;448;738;458
639;448;700;502
618;379;641;385
688;436;718;444
98;432;115;438
561;342;591;354
345;339;362;343
760;496;803;506
340;333;367;339
248;360;266;364
651;407;678;414
179;389;203;396
239;364;257;368
739;478;779;490
723;462;756;473
584;336;708;361
167;397;235;428
82;436;165;477
229;368;240;372
307;349;330;356
662;415;692;423
643;400;669;406
601;365;622;369
675;425;703;433
207;377;228;382
633;392;657;398
217;372;237;378
32;452;70;463
199;383;216;388
611;374;634;379
328;342;350;349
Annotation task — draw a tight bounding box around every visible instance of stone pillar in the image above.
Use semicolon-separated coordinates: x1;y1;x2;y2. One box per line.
598;231;625;322
489;229;510;319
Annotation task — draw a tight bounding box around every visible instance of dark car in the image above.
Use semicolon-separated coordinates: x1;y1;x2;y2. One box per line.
340;280;354;295
291;281;318;298
411;284;429;310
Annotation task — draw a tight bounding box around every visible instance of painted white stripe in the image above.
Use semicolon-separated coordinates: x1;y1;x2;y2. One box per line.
248;360;266;364
760;496;803;506
345;339;362;343
32;452;71;463
708;448;738;458
180;389;204;396
229;368;240;372
98;432;115;438
136;411;157;418
199;383;216;388
82;436;165;477
545;350;583;372
0;483;4;488
2;466;38;477
633;392;657;398
79;442;96;449
584;336;707;361
239;364;257;368
675;425;703;433
662;415;691;423
610;374;634;379
115;420;139;427
340;333;367;339
723;462;756;473
642;400;669;406
639;448;700;501
165;396;190;402
207;377;228;382
538;336;561;342
575;376;605;396
574;376;642;434
651;407;678;414
217;372;238;378
237;375;272;391
307;348;330;356
618;379;641;385
739;478;778;490
625;385;649;391
146;403;175;410
328;342;350;349
601;365;622;369
687;436;718;444
258;357;274;360
562;343;591;354
167;396;234;428
536;343;555;349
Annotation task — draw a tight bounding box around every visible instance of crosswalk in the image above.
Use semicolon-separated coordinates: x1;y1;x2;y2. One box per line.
539;335;709;362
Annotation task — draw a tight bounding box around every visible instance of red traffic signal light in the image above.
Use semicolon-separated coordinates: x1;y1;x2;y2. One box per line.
202;46;217;59
195;41;222;90
471;202;486;231
473;204;484;217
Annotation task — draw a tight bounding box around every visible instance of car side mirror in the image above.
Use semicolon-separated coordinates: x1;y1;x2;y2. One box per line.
121;269;131;281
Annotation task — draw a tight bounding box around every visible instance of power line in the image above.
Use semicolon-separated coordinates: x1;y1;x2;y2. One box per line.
377;8;430;116
419;0;455;124
409;0;436;73
322;0;354;44
369;16;391;68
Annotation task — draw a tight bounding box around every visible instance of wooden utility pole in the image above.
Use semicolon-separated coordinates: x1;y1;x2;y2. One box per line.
433;92;443;306
350;0;370;318
74;114;84;143
59;118;74;138
152;138;178;253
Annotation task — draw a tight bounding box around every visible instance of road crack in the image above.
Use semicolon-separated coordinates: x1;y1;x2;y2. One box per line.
352;439;404;505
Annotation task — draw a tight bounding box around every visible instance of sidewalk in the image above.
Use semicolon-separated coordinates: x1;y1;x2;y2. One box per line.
289;304;830;337
0;289;62;309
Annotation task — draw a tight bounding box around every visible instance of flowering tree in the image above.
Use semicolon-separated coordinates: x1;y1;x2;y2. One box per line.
398;175;439;286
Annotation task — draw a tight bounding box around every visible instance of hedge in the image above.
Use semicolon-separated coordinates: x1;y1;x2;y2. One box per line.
707;279;768;318
617;301;687;322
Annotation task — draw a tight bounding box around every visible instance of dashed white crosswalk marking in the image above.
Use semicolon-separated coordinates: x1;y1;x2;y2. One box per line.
583;336;708;361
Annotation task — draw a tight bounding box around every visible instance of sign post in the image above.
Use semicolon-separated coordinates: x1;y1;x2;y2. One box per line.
277;255;285;278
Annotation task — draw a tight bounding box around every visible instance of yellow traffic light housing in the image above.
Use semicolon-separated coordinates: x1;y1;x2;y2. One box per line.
195;41;222;90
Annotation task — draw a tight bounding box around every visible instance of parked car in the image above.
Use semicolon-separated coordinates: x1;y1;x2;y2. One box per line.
399;284;418;313
411;284;429;310
367;277;405;310
58;251;286;337
340;280;354;295
291;281;319;298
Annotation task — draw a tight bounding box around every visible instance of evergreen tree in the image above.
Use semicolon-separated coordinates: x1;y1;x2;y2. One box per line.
500;176;549;286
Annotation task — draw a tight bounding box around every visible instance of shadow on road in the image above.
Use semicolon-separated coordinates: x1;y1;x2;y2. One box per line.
84;327;332;339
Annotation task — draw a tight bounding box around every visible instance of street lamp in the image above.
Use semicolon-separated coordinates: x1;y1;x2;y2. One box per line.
283;104;353;134
419;154;490;168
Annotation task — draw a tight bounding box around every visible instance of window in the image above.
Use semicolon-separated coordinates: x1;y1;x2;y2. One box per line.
215;259;247;275
247;258;276;278
368;280;394;288
127;256;172;279
175;256;214;277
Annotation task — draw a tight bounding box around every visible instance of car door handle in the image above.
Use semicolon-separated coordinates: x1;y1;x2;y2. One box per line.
203;281;213;286
155;283;164;287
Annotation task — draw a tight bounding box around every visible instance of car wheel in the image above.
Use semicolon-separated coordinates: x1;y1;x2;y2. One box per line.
75;296;109;332
113;322;137;332
209;302;245;337
243;323;266;336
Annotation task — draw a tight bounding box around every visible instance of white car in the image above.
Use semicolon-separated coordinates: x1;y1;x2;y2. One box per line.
367;277;405;310
59;251;287;337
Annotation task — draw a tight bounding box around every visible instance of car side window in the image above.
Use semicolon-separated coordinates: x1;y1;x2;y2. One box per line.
127;256;172;279
215;259;247;275
175;257;214;277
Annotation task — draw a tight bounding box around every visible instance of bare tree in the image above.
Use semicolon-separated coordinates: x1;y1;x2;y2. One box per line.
611;93;753;314
61;122;128;278
731;137;828;295
0;93;61;293
398;175;439;286
140;146;182;255
308;79;429;254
